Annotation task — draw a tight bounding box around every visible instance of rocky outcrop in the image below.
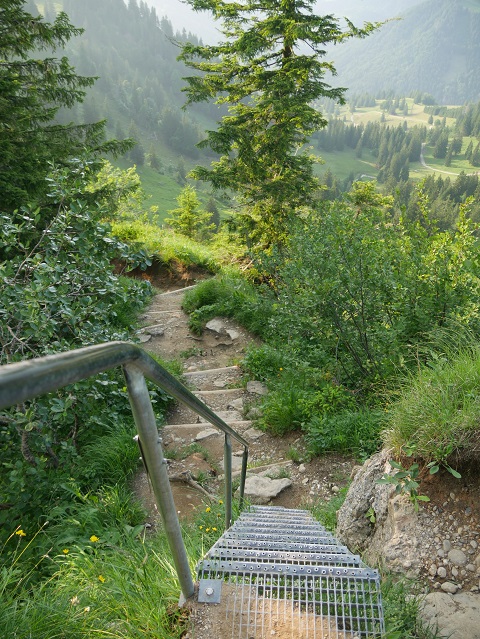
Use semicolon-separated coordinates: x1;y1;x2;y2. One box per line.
336;450;422;575
337;450;480;639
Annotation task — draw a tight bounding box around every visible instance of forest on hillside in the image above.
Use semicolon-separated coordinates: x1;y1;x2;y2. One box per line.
53;0;218;162
334;0;480;104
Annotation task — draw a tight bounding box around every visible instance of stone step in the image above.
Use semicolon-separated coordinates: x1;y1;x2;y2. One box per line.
157;284;197;297
168;404;245;425
193;388;245;411
183;366;242;390
162;420;252;433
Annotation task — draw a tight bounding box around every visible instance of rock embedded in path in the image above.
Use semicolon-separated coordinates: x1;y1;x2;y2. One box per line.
241;476;292;505
205;318;227;335
244;427;265;441
441;582;459;594
448;549;468;566
246;381;268;396
144;325;165;337
194;428;219;442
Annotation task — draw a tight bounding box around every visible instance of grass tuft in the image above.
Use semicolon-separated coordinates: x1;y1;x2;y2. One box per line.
383;344;480;466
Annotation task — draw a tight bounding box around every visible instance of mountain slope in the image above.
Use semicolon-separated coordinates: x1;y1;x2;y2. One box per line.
333;0;480;104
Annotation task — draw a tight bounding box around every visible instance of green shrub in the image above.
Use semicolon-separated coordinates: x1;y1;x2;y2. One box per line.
310;487;348;532
242;344;292;382
262;184;480;391
260;386;312;434
183;271;274;336
111;220;242;272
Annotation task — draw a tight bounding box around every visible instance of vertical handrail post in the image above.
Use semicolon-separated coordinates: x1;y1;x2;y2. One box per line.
239;445;248;510
123;364;194;600
224;433;232;528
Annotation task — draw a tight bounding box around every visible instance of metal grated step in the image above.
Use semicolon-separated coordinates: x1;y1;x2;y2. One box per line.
196;505;384;638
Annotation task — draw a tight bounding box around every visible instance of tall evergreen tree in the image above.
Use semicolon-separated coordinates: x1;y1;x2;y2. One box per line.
0;0;128;211
179;0;378;245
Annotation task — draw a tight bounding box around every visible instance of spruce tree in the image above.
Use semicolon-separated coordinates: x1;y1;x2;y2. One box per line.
179;0;378;245
0;0;129;211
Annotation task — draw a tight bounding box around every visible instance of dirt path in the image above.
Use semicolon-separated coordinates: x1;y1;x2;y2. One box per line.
131;286;355;526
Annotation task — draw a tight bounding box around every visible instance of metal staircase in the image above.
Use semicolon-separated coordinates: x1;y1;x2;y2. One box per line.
196;506;385;639
0;341;385;638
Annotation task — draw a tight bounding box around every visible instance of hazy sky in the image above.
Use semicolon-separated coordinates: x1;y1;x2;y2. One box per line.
147;0;423;43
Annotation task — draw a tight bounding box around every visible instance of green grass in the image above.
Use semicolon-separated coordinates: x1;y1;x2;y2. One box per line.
345;100;457;129
383;343;480;467
111;219;242;272
412;139;480;178
0;472;227;639
182;269;274;337
315;148;379;181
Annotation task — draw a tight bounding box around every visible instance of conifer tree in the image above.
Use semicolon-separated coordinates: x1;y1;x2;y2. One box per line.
0;0;129;211
179;0;378;245
165;185;215;239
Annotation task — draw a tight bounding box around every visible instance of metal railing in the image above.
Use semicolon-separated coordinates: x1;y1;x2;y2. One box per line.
0;341;249;601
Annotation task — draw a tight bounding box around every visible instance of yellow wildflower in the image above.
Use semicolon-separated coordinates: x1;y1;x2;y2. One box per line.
199;525;203;529
89;535;99;543
218;500;223;505
212;527;217;532
205;528;210;533
98;575;106;583
15;529;26;537
205;507;211;513
62;549;69;554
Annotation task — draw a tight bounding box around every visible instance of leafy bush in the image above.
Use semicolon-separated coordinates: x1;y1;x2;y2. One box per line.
263;183;480;390
0;161;160;534
242;344;293;382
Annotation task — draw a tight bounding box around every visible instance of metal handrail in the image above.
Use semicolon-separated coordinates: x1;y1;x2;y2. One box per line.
0;341;249;600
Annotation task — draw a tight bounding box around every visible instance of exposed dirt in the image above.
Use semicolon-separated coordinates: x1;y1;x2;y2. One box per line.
414;463;480;593
117;258;211;292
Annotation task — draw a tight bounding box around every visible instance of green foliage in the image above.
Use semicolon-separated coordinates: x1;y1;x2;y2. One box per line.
264;182;480;389
86;160;159;222
241;344;292;382
110;219;238;272
183;271;274;336
305;408;384;460
80;423;140;485
309;487;348;533
165;185;215;240
0;0;130;211
382;341;480;466
0;159;157;533
378;461;431;511
180;0;378;245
